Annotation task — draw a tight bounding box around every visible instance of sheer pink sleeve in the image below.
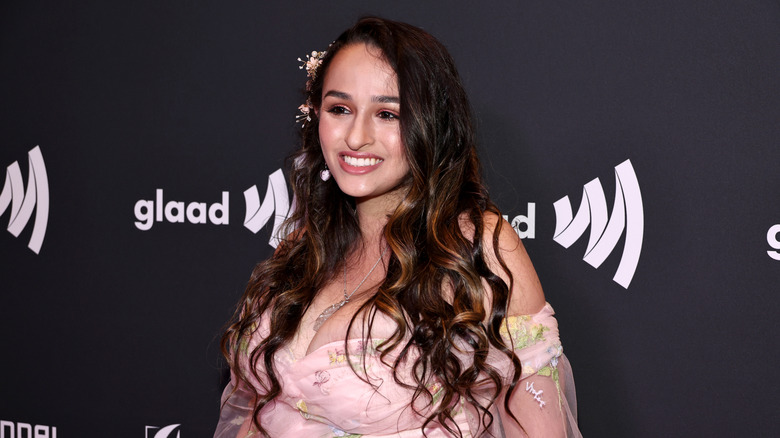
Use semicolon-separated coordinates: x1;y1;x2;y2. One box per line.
214;319;270;438
493;303;581;438
213;371;255;438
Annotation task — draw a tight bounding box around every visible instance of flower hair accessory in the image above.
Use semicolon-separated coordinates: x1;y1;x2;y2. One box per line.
296;50;327;126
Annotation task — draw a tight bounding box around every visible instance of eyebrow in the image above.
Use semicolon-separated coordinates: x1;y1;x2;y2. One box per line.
323;90;400;104
373;95;400;104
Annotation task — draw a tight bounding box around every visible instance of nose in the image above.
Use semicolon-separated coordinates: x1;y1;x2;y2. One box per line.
345;113;373;150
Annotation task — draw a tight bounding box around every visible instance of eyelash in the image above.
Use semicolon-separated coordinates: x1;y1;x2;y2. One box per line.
325;106;399;120
378;110;399;120
326;105;350;115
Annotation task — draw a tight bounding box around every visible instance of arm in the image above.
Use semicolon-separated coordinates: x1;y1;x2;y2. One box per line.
481;213;546;316
481;214;577;437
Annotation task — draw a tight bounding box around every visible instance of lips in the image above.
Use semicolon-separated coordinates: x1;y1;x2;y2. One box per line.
338;153;384;174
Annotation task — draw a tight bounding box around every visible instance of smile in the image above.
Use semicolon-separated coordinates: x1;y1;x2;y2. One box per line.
338;153;385;175
342;156;383;167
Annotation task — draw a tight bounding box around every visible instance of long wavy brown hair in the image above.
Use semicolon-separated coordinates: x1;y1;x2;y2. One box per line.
222;17;524;437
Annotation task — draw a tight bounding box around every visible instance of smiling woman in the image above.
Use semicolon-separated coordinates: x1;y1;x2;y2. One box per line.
215;17;581;438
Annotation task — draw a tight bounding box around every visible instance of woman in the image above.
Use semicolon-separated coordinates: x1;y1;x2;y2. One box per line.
215;17;580;437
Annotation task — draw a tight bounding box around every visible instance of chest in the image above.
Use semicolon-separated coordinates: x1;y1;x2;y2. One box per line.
287;282;399;360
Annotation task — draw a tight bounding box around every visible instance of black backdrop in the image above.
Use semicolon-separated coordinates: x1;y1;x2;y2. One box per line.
2;1;779;437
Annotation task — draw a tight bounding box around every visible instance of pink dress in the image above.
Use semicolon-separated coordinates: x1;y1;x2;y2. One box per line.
214;303;580;437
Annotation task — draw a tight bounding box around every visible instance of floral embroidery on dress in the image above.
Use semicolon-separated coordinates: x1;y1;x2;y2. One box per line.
525;381;546;408
533;345;565;414
499;315;549;350
427;381;445;405
297;397;364;435
227;415;245;426
328;349;348;365
498;314;567;414
238;321;259;355
327;340;383;367
296;399;312;420
298;398;364;437
537;345;563;386
313;370;331;395
329;425;362;437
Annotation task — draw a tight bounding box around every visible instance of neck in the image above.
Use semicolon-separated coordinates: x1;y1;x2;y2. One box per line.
354;186;407;242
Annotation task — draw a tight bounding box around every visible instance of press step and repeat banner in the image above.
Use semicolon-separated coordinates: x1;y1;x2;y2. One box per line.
2;1;778;437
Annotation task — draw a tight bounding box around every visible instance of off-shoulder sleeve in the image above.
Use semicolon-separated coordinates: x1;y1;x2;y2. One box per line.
494;303;581;438
214;319;270;438
214;370;256;438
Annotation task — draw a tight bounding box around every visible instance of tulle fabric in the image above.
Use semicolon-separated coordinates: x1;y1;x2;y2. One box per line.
215;303;581;437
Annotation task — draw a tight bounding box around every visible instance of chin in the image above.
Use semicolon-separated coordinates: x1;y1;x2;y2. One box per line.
335;186;376;199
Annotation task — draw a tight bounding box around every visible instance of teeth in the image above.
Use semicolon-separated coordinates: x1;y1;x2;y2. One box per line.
343;156;382;167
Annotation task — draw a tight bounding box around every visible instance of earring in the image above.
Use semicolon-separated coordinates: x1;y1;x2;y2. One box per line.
320;164;330;181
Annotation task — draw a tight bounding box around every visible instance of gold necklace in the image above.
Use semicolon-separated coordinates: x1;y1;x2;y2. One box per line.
312;247;388;332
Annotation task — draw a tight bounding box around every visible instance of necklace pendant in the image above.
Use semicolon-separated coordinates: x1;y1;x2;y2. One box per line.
312;247;388;333
313;300;346;332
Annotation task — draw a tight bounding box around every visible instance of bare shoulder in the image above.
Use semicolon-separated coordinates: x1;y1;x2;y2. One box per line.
460;211;546;316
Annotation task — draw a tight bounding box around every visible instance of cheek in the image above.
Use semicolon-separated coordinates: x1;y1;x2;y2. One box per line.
389;146;411;178
388;134;407;166
380;126;403;155
318;119;337;151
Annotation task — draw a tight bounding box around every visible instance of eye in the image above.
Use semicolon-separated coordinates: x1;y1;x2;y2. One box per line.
326;105;350;115
377;110;399;120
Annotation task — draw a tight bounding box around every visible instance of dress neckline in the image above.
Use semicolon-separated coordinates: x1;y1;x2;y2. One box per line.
288;302;554;363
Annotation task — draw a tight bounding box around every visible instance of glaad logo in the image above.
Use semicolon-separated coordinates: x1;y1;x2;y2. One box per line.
553;159;644;289
243;168;290;248
132;169;291;249
0;146;49;254
145;424;181;438
1;419;57;437
134;190;229;230
767;224;780;261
